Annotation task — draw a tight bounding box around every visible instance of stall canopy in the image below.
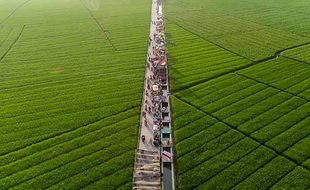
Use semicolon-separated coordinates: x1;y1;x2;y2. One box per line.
153;85;159;91
162;150;171;162
153;125;160;131
160;59;166;66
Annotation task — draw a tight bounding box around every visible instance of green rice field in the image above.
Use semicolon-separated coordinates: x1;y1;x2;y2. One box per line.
0;0;149;189
165;0;310;189
0;0;309;189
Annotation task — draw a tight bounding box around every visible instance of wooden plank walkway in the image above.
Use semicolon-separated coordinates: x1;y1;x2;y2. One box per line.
133;0;175;189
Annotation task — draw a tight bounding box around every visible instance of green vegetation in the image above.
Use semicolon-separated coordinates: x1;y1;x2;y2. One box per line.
166;23;251;90
284;44;310;63
0;0;150;188
1;0;309;189
165;0;310;189
165;0;310;60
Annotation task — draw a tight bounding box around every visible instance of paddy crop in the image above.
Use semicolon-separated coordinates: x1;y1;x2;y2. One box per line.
0;0;150;188
165;0;310;189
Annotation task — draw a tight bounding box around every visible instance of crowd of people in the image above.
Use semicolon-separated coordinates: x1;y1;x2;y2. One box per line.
133;0;170;188
141;0;168;149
